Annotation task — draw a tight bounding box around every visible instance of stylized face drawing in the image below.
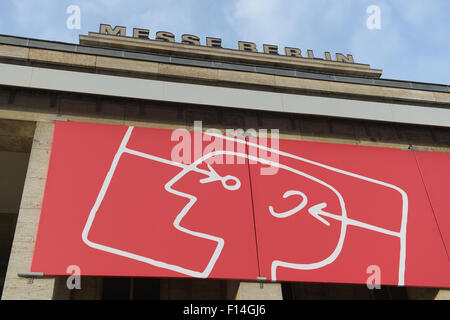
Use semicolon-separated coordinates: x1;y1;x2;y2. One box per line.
250;163;347;275
247;138;407;284
82;126;407;284
82;127;260;280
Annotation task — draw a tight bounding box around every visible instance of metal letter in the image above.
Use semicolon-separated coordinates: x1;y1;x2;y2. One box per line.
307;49;316;59
156;31;175;42
182;34;201;46
206;37;222;48
133;28;150;39
99;24;126;37
238;41;258;53
263;44;279;55
284;47;302;57
336;53;354;63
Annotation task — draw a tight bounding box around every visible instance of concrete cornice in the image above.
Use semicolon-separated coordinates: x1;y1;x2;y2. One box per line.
81;32;383;79
0;62;449;127
0;34;448;108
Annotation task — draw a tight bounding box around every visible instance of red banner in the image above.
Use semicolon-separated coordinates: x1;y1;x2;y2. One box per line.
31;121;450;287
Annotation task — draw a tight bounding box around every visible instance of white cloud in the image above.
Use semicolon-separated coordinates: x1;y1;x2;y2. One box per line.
1;0;447;83
225;0;358;52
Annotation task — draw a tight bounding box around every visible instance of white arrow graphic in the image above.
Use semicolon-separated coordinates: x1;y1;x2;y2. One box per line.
308;202;401;237
199;164;241;191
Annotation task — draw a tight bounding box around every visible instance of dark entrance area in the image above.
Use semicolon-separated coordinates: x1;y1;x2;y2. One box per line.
0;119;35;298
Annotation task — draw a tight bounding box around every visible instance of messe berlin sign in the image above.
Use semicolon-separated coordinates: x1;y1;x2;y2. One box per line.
97;24;355;64
31;121;450;287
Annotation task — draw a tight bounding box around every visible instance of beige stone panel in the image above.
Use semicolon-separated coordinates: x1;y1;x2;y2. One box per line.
9;208;40;244
2;122;57;300
357;140;409;149
62;115;125;126
433;92;450;104
299;134;360;146
435;290;450;300
29;49;96;68
18;122;54;209
124;120;188;130
275;76;331;91
96;56;159;74
0;108;57;124
235;282;283;300
278;133;304;141
218;69;275;87
328;82;437;103
25;148;51;179
19;177;46;209
32;121;55;151
159;64;218;81
409;145;450;153
328;82;388;97
433;146;450;153
378;87;437;103
1;208;55;300
0;45;29;60
2;277;56;300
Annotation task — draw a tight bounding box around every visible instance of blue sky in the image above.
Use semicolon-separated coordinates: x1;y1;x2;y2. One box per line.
1;0;449;84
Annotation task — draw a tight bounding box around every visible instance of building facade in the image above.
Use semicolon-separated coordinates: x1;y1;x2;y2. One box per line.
0;27;449;300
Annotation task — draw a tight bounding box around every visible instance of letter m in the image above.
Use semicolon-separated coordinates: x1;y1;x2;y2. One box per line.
99;24;126;37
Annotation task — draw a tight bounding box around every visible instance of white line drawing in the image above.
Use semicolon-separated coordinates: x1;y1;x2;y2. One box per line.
82;127;241;278
207;131;408;285
82;127;408;285
269;190;308;219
